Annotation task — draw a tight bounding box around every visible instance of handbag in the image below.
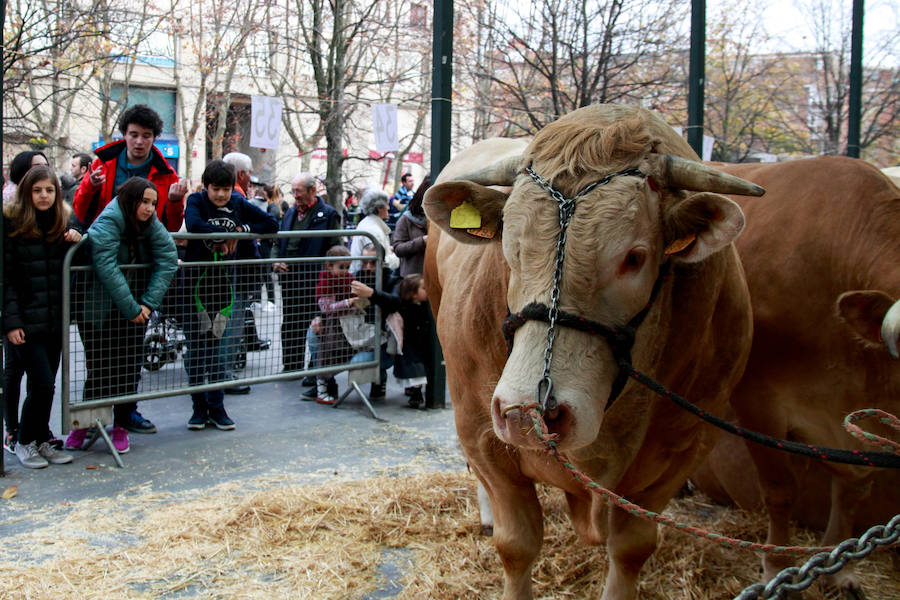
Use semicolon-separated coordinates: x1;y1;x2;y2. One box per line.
339;311;376;350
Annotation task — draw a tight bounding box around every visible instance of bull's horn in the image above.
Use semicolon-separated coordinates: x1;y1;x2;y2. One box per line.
450;155;522;186
647;154;765;197
881;299;900;359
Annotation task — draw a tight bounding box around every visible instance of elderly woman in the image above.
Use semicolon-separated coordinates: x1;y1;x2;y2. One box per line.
349;187;400;273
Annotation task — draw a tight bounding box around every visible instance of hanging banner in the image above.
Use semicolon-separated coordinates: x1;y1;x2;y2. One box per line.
372;104;398;153
251;96;283;150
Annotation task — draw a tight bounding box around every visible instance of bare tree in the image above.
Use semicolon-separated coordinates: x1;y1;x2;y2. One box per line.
461;0;687;136
703;5;793;162
95;0;171;142
291;0;382;210
252;1;325;173
360;0;431;191
3;0;120;162
772;0;900;159
168;0;264;177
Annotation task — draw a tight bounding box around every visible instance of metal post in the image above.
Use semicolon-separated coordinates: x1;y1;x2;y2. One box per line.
847;0;864;158
686;0;706;157
1;0;7;476
426;0;452;409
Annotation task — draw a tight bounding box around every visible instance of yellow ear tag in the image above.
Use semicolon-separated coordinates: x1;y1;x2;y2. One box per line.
450;201;482;229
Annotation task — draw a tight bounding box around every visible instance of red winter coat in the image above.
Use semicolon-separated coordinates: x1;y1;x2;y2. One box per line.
72;139;183;232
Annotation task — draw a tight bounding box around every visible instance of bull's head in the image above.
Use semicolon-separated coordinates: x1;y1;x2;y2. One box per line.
425;106;763;450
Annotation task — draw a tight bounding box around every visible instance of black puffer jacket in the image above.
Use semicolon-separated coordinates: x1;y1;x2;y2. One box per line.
3;209;81;336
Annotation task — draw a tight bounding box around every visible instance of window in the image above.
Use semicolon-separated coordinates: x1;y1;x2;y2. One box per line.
410;3;427;28
109;86;177;136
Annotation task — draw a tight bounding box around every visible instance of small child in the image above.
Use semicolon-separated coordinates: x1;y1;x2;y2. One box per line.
350;273;433;408
182;159;278;430
3;165;83;468
309;245;359;405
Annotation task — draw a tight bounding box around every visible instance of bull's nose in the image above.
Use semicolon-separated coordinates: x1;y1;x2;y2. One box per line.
491;396;574;449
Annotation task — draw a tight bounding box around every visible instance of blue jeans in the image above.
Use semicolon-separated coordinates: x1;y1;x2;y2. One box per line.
184;311;227;409
220;290;250;378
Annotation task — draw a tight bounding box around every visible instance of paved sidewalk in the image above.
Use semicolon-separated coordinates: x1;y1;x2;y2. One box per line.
0;372;464;526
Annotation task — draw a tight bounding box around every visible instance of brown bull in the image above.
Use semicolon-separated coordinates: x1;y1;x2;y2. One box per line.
423;104;763;600
692;157;900;598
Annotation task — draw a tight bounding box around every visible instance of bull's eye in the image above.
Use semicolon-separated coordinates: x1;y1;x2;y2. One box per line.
619;249;646;275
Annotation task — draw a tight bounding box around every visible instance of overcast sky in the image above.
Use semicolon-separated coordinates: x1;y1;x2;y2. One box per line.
710;0;900;64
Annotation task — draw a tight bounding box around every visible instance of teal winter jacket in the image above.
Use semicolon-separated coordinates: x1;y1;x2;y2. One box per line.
82;198;178;327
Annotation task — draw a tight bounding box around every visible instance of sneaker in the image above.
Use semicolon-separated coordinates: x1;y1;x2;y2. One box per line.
109;426;130;454
124;410;157;434
207;409;235;431
300;386;318;401
37;442;73;465
15;441;48;469
65;428;89;450
315;378;336;405
47;436;64;451
3;431;16;455
187;411;207;430
300;375;316;387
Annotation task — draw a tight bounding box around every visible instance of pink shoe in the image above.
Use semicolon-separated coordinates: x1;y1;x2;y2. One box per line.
65;428;88;450
108;426;130;454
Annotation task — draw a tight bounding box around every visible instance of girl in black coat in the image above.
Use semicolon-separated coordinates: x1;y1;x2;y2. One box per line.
350;273;435;408
3;166;83;468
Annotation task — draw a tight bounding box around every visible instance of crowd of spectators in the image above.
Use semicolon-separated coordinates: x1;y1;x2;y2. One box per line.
2;103;436;470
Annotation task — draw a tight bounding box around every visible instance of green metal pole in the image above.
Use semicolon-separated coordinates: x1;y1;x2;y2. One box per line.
1;0;6;476
687;0;706;157
847;0;864;158
425;0;452;410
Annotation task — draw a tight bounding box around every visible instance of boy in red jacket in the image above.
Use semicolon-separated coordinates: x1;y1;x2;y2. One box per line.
73;104;188;232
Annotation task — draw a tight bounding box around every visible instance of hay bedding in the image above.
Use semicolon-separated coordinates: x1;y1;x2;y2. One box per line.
1;472;898;599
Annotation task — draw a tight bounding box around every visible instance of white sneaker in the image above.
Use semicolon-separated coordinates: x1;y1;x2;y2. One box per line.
15;441;49;469
37;442;73;465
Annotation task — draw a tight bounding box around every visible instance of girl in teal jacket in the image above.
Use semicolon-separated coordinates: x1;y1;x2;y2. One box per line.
66;177;177;454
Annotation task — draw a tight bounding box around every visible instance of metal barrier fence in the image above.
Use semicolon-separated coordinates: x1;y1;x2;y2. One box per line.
60;230;385;463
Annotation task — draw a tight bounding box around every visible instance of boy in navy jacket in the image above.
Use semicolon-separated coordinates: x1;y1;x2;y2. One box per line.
182;160;278;430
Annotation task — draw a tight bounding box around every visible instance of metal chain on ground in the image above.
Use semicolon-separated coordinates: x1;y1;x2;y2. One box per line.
734;514;900;600
521;403;835;556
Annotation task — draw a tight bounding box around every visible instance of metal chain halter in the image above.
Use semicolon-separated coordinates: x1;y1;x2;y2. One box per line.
523;165;646;413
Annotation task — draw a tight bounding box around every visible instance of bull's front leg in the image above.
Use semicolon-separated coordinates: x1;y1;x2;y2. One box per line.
749;447;799;583
820;474;873;600
602;504;658;600
477;470;544;600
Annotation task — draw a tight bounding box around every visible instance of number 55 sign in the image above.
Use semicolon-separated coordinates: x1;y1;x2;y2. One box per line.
251;96;283;150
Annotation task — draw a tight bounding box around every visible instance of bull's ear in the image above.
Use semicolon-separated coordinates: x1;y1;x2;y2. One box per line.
837;291;894;349
663;192;745;263
424;181;507;245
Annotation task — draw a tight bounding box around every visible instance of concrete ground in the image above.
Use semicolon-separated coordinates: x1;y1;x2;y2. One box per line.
0;371;464;528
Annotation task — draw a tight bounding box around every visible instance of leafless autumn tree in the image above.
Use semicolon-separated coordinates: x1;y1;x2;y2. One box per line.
2;0;140;163
282;0;384;210
355;0;431;191
166;0;266;177
770;0;900;160
458;0;687;137
702;5;795;162
94;0;171;143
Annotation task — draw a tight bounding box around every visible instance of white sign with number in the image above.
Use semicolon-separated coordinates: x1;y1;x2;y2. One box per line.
251;96;283;150
372;104;398;153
